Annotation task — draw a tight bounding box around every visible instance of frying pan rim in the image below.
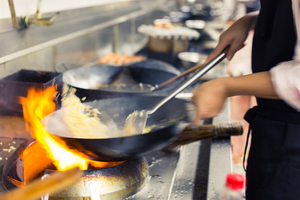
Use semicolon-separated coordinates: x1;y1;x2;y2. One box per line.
62;65;182;93
44;96;189;140
47;120;188;140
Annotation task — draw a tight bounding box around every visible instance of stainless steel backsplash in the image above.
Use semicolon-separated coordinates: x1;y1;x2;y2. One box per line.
0;0;178;78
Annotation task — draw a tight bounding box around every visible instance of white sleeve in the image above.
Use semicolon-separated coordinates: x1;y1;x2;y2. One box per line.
270;61;300;111
269;0;300;110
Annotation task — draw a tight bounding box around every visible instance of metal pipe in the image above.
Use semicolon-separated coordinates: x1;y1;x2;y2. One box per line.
7;0;19;29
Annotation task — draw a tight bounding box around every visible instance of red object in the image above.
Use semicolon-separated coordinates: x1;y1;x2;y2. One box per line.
225;173;245;190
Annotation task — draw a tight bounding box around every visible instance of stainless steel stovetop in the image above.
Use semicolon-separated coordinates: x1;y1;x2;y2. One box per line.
0;98;232;200
0;61;232;200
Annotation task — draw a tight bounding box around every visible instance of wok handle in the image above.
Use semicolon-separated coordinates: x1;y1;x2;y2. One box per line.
164;122;243;150
154;46;230;91
154;62;207;91
148;47;228;115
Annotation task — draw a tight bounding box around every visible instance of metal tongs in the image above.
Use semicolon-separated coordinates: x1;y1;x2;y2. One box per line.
124;47;229;135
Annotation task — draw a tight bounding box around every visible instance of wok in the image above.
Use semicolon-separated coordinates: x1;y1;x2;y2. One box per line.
44;96;187;161
43;96;242;162
50;60;185;106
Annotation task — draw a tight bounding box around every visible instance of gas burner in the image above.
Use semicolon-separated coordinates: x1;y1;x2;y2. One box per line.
45;158;148;199
2;139;149;200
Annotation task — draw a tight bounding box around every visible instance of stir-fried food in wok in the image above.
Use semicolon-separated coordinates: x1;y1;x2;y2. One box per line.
45;85;155;139
59;86;112;138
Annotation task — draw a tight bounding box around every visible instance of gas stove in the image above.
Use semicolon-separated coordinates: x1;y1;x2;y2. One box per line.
0;58;232;199
3;138;149;199
0;135;207;200
0;101;232;200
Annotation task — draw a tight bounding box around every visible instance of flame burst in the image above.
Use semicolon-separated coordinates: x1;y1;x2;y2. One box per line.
20;87;124;171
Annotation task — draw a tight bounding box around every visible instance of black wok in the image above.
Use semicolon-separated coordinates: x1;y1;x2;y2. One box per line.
50;60;185;107
45;96;188;161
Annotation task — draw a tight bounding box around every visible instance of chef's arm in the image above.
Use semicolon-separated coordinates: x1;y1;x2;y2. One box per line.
206;11;260;62
243;10;260;30
222;71;279;99
191;71;279;123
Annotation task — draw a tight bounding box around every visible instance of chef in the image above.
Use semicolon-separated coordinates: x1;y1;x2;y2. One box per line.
192;0;300;199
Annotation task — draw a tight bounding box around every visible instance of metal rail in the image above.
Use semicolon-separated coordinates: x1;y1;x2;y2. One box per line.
0;1;175;65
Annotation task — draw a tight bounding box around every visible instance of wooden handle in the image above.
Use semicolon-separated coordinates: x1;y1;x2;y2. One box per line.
0;167;83;200
164;122;243;150
155;62;207;90
155;46;230;91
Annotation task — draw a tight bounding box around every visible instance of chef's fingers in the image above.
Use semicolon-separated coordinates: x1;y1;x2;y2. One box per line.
205;43;229;63
191;113;202;126
190;95;205;125
190;107;202;125
227;42;246;61
209;42;245;63
191;107;216;125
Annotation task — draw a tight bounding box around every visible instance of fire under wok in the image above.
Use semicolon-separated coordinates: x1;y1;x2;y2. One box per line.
43;96;242;162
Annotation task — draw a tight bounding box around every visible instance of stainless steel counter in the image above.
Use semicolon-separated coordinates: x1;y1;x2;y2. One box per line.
206;60;233;200
0;63;232;200
0;0;235;196
0;71;233;200
0;102;232;200
207;99;232;200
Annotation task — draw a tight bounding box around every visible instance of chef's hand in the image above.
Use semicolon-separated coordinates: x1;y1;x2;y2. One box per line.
191;78;228;125
191;70;280;124
206;11;259;62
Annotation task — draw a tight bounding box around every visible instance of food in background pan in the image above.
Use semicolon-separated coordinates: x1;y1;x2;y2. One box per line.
98;52;145;66
153;19;174;30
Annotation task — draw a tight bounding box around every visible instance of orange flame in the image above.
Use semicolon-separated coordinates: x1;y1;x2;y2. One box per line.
20;87;124;171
